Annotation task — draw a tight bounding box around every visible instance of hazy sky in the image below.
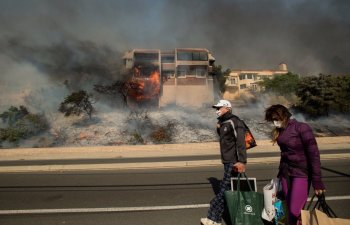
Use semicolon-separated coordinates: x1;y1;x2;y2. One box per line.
0;0;349;77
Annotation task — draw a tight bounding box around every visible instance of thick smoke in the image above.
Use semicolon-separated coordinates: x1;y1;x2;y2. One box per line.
0;38;123;90
164;0;350;74
1;0;349;109
0;38;125;113
0;0;349;148
1;0;349;76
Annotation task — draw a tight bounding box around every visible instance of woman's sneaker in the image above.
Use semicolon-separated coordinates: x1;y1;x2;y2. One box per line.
200;217;221;225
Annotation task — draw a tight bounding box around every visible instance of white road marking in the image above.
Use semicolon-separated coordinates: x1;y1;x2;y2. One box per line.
307;195;350;202
0;204;210;215
1;195;350;215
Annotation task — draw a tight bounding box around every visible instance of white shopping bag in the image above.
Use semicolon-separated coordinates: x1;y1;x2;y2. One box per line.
262;178;279;221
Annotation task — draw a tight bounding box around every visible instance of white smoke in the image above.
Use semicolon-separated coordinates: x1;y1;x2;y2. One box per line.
0;55;69;114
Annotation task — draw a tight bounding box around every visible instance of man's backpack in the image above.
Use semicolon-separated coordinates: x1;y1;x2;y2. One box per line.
224;119;257;150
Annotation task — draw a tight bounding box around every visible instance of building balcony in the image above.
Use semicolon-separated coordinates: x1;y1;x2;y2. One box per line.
161;63;175;70
176;61;209;66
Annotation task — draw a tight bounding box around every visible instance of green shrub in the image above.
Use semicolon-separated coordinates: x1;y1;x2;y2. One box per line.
59;90;94;119
0;106;49;144
0;127;25;143
295;74;350;117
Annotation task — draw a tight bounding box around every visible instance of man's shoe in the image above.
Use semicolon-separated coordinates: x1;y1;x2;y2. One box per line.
200;217;221;225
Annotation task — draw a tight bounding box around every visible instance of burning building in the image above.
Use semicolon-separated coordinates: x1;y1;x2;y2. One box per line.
123;48;215;107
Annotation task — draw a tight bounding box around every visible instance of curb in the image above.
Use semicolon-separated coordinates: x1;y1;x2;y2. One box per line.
1;153;350;173
0;136;349;173
0;136;349;161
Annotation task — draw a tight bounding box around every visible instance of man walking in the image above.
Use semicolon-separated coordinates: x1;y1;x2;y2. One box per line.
201;100;247;225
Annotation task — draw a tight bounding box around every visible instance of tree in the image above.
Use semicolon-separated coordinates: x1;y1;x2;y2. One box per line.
94;80;136;107
261;72;300;96
212;65;231;96
59;90;94;119
295;76;326;116
295;74;350;117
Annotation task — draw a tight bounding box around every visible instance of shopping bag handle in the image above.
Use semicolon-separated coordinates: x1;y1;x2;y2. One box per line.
317;194;337;218
235;173;254;217
306;194;317;210
237;173;254;192
306;194;337;218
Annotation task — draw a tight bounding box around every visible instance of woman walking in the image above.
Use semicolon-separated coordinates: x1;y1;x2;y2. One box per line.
265;104;326;225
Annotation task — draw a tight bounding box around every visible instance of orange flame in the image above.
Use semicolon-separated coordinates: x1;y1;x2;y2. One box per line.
128;70;160;102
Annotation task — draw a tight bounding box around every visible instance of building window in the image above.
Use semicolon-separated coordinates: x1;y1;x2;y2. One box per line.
229;78;236;85
177;69;186;77
240;84;247;89
134;66;159;77
192;52;200;61
177;52;192;61
176;65;188;77
134;53;159;62
162;70;175;78
177;51;208;61
192;52;208;61
251;84;258;91
247;74;253;79
196;66;207;77
176;65;207;77
161;55;175;63
239;74;245;80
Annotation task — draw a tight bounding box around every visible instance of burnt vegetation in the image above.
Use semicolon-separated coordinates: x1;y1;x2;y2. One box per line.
150;122;175;143
94;80;144;107
126;111;175;144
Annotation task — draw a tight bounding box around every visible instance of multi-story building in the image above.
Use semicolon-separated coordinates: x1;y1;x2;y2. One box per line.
123;48;215;107
224;63;288;99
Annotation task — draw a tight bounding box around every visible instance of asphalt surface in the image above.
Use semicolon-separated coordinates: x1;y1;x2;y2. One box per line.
0;159;349;225
1;136;350;173
0;138;349;224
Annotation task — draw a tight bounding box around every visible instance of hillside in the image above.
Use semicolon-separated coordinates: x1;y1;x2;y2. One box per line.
2;103;349;149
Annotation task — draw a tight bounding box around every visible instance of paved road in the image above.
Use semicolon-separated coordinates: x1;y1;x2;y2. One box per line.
0;159;349;225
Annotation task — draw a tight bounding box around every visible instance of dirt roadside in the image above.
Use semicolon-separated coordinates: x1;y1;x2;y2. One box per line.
0;136;349;161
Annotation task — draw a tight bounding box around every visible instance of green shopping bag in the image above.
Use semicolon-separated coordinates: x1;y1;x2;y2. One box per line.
224;173;265;225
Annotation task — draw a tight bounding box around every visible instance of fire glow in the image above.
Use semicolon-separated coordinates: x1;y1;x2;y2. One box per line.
128;69;161;101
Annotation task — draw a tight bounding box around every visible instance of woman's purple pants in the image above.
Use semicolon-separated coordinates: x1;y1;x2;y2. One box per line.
281;177;310;225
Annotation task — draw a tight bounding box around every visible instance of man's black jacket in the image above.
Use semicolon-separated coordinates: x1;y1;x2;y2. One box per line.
217;112;247;164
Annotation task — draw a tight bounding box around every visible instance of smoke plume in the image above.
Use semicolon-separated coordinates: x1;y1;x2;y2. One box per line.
1;0;349;76
0;0;349;148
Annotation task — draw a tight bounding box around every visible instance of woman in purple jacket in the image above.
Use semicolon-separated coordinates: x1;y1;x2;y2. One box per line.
265;104;326;225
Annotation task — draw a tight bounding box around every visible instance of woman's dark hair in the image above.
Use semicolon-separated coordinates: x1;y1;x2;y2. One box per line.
265;104;292;143
265;104;292;122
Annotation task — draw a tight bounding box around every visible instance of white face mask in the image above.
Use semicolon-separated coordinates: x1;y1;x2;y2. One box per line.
273;120;283;128
216;110;222;117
